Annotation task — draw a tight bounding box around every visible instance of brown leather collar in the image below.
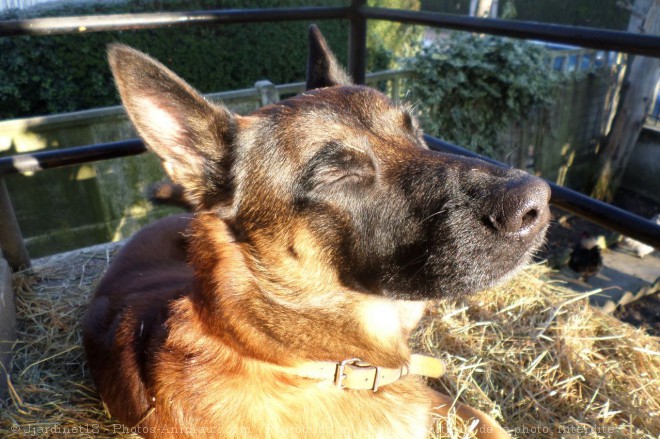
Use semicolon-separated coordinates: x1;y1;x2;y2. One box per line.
277;354;445;392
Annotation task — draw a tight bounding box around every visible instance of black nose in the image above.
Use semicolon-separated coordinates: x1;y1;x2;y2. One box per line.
486;176;550;239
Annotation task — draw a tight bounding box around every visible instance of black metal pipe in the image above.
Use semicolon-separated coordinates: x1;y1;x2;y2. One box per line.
0;140;146;177
423;135;660;248
348;0;367;85
1;135;658;248
360;7;660;59
3;6;659;59
0;7;350;37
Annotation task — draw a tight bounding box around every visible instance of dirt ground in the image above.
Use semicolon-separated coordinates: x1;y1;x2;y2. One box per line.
538;188;660;336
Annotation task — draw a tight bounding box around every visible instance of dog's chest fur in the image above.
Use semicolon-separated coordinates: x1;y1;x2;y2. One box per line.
150;302;432;438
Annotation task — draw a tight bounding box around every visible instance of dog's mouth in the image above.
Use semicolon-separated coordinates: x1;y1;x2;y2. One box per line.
480;222;549;289
380;211;550;302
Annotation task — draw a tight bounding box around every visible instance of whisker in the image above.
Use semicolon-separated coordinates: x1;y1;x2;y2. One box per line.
422;208;448;223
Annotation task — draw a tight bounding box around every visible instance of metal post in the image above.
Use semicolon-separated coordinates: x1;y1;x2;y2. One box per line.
349;0;367;85
391;77;400;103
255;80;280;106
0;178;30;270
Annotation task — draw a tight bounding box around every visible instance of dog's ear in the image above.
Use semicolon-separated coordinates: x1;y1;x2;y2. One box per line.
306;24;352;90
108;44;236;211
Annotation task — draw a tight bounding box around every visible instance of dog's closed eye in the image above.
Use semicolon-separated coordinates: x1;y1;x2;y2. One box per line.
302;141;375;191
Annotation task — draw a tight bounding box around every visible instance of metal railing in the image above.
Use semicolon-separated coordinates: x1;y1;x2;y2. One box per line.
1;1;660;271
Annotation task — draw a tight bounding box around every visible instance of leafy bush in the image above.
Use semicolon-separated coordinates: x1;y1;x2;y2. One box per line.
405;33;557;158
0;0;350;119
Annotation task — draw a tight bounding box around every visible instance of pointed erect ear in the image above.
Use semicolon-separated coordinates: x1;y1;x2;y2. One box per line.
306;24;353;90
108;44;236;211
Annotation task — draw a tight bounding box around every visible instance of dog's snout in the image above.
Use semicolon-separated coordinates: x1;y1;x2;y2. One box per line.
486;176;550;239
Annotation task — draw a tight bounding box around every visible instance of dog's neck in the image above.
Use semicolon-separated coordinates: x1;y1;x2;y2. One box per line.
187;213;426;369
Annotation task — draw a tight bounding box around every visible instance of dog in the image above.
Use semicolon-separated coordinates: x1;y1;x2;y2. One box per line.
83;25;550;438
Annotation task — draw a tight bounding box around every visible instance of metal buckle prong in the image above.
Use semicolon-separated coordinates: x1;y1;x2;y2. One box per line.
371;366;382;392
334;358;361;388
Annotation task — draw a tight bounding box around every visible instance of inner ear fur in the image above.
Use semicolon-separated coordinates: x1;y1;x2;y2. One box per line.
306;24;353;90
108;44;236;211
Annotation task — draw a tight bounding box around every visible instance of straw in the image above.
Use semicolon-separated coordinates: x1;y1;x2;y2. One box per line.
417;264;659;438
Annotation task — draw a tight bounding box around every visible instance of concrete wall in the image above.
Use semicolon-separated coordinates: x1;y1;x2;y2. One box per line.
0;88;267;258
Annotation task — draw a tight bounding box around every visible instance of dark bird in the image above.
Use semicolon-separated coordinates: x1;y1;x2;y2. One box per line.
569;231;603;280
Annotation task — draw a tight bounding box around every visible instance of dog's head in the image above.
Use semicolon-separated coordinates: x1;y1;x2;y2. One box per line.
108;26;549;301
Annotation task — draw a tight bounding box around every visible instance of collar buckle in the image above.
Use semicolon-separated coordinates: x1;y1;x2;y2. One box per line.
334;358;383;392
334;358;361;389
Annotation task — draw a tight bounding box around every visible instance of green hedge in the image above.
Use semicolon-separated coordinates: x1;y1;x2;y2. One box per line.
0;0;351;119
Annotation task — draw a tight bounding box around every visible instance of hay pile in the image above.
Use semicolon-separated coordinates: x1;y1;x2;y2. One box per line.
0;244;658;438
414;266;660;438
0;243;136;438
